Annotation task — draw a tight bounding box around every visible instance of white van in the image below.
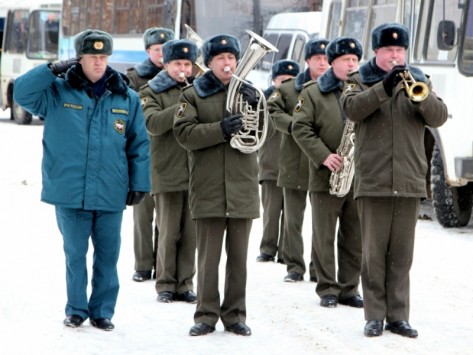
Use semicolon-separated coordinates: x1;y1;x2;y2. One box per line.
247;11;323;90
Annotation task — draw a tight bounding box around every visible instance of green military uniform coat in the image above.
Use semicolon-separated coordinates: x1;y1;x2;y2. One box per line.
341;59;448;322
267;69;314;278
292;72;361;300
140;70;196;296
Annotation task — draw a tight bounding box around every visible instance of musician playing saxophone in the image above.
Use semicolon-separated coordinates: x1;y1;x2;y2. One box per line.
292;37;364;310
173;33;273;337
340;23;448;339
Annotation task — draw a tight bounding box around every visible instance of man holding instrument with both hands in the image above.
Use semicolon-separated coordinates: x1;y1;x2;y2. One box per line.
341;23;448;338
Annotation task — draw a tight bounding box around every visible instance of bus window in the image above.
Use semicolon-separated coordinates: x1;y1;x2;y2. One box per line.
424;0;461;62
26;10;59;60
259;33;278;71
4;10;29;54
291;34;306;68
342;1;369;44
326;0;342;40
273;33;292;62
459;0;473;75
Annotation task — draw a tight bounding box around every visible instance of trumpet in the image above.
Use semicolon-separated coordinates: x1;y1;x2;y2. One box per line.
398;70;429;102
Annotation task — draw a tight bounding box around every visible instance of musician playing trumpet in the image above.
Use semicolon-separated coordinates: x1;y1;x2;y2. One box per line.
292;37;364;310
341;23;448;339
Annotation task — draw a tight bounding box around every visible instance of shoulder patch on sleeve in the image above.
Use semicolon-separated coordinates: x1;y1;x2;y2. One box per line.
140;97;148;108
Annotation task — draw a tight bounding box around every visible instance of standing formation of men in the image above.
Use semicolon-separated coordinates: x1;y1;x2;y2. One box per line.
16;20;448;341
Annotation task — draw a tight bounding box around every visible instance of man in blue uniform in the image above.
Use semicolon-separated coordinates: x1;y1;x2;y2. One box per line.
14;29;150;331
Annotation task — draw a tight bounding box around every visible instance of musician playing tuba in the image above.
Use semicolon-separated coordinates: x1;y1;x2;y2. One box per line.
173;33;274;337
292;37;364;309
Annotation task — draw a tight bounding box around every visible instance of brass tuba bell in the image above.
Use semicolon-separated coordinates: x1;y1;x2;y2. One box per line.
398;70;429;102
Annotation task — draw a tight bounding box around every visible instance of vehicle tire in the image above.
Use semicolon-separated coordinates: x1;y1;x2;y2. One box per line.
12;100;33;125
431;144;473;227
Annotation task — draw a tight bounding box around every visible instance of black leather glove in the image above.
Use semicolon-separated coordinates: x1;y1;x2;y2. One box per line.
221;114;243;140
239;83;258;106
126;191;147;206
50;57;80;75
382;65;407;96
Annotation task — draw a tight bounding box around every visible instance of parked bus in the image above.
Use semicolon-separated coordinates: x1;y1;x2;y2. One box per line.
58;0;322;73
321;0;473;227
0;0;61;124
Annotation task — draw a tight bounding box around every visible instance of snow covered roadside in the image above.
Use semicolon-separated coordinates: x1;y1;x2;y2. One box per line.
1;119;472;355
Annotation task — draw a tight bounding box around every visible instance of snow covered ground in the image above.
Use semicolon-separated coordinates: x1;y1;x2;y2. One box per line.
1;115;472;355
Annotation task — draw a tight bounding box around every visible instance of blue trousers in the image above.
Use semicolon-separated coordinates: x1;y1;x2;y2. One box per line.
55;207;123;320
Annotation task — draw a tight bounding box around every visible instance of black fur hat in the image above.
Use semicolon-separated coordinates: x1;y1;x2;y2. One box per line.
74;29;113;56
271;59;300;79
143;27;174;49
326;37;363;64
162;39;198;64
371;23;409;50
304;38;330;60
202;34;240;66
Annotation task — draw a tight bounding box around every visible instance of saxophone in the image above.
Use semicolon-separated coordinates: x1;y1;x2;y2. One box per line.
329;119;355;197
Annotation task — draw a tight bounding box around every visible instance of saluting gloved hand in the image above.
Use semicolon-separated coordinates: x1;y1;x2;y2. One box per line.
239;83;258;106
382;65;407;96
50;57;80;75
221;113;243;140
126;191;147;206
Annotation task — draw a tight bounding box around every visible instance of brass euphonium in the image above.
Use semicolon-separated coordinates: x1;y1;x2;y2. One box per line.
398;70;429;102
184;24;207;76
225;30;278;154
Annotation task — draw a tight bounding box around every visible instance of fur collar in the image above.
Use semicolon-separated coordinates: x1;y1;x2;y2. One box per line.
134;58;161;79
65;65;129;96
193;70;226;98
317;68;343;93
294;68;312;91
263;85;275;99
149;70;176;93
359;57;426;84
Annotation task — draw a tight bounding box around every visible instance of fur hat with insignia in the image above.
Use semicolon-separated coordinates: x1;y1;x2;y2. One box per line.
202;34;240;66
304;38;330;60
326;37;363;64
371;22;409;50
143;27;174;49
271;59;300;80
163;39;198;64
74;29;113;56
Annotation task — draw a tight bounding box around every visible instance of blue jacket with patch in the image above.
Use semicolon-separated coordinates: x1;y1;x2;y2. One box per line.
14;64;150;211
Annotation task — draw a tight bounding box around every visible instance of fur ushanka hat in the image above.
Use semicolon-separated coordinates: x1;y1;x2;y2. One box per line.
326;37;363;64
74;29;113;56
143;27;174;49
271;59;300;80
162;39;198;64
371;22;409;50
304;38;330;60
201;34;240;66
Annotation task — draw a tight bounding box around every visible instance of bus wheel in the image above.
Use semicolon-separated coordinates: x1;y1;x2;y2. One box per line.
431;143;473;227
12;100;33;125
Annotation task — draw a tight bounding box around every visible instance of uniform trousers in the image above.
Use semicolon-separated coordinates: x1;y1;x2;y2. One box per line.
259;180;284;258
133;193;158;272
282;187;316;278
154;191;196;295
55;206;123;320
357;196;420;322
194;217;252;327
310;191;362;299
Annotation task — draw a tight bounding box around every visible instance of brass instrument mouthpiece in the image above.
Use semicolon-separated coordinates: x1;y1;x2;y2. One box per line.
224;66;232;73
